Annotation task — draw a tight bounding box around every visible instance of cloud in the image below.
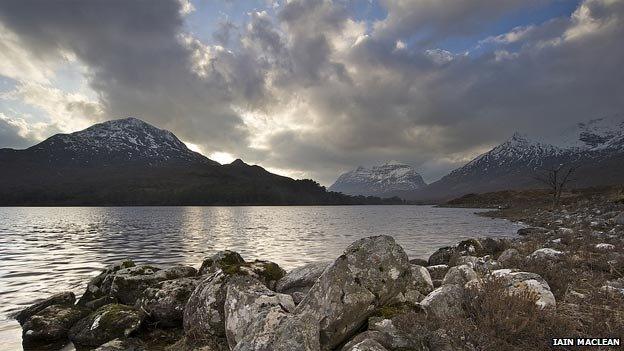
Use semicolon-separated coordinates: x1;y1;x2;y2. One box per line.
1;0;623;186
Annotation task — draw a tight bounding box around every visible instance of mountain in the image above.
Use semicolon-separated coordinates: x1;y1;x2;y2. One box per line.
409;116;624;202
329;161;426;197
0;117;401;205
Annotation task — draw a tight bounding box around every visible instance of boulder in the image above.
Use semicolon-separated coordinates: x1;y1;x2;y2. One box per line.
420;284;465;320
199;250;245;276
409;265;434;295
428;247;456;266
276;261;330;295
93;338;146;351
183;270;230;339
480;237;508;255
441;265;478;286
340;331;392;351
101;265;162;305
78;260;135;306
224;275;294;335
497;248;521;266
233;310;319;351
224;276;311;351
15;291;76;325
409;258;429;266
491;270;556;308
454;255;478;267
136;277;198;327
517;227;549;236
296;236;411;350
528;248;563;262
343;339;388;351
69;304;144;347
367;314;427;350
226;260;287;290
426;264;449;280
457;239;484;256
21;304;89;348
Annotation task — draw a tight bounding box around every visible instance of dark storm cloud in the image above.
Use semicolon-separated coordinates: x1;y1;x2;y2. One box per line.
1;0;623;185
0;0;250;152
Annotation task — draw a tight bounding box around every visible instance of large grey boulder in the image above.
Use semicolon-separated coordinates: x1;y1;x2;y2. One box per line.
441;265;478;286
368;317;427;350
15;291;76;325
78;260;135;306
224;276;317;351
420;284;465;320
183;270;230;339
276;261;330;295
491;269;556;308
296;235;411;350
223;276;294;346
21;304;89;348
136;277;198;327
69;304;144;347
199;250;245;276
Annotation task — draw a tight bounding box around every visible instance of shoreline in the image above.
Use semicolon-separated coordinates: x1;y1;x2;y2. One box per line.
8;193;624;350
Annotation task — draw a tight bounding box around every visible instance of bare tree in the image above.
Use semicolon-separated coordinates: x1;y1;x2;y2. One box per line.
534;163;579;208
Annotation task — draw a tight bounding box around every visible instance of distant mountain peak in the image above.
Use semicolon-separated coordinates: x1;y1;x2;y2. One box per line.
329;162;426;197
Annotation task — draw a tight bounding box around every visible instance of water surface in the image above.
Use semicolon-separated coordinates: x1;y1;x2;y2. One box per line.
0;205;522;350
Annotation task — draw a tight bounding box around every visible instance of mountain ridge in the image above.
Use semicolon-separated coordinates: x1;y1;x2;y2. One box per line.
0;117;401;206
406;116;624;202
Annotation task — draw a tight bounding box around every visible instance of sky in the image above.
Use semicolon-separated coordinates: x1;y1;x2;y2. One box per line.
0;0;623;185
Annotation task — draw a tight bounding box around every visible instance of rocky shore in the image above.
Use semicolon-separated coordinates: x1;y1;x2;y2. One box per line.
15;195;624;350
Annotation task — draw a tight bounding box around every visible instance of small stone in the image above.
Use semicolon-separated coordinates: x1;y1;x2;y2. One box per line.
528;248;563;261
595;243;615;251
198;250;245;276
441;265;478;286
497;248;521;266
94;338;146;351
426;264;449;280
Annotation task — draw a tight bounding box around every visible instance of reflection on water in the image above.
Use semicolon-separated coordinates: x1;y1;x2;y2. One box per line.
0;205;522;350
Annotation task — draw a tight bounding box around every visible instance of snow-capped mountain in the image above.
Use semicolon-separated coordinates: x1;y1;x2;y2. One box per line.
410;116;624;202
329;161;426;197
27;117;214;166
